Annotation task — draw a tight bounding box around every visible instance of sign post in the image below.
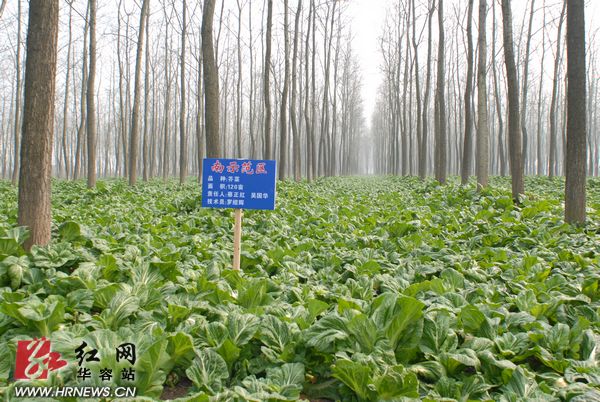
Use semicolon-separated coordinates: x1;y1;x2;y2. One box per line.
232;209;243;270
201;158;277;270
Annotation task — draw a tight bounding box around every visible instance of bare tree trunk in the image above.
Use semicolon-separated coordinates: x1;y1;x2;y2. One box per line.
412;0;423;180
420;1;434;179
520;0;535;175
401;8;410;177
117;1;126;177
407;32;414;176
588;54;596;176
279;0;290;180
124;15;133;176
61;2;73;179
163;14;171;179
11;0;22;185
142;8;150;181
434;0;447;184
263;0;273;159
235;0;243;158
561;76;568;175
2;91;11;177
304;0;313;181
476;0;489;188
248;0;256;159
310;0;317;179
202;0;221;157
291;0;302;181
549;2;566;178
461;0;475;185
117;0;131;177
501;0;524;201
330;16;341;176
179;0;187;184
491;0;506;176
452;53;460;175
536;12;546;176
74;4;88;181
565;0;586;223
196;38;205;180
18;0;59;250
86;0;97;188
320;2;336;177
128;0;149;186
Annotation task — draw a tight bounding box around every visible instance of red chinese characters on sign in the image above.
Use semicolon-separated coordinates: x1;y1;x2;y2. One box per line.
241;161;254;174
14;338;68;380
256;163;267;174
211;160;268;175
211;160;225;173
227;161;240;173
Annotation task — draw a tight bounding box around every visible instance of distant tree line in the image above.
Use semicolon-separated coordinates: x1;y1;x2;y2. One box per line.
372;0;590;221
0;0;366;188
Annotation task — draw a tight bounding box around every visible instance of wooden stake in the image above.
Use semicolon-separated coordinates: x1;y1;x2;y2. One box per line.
233;208;243;270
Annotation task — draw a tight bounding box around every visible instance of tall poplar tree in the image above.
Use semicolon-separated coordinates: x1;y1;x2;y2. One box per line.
18;0;60;250
565;0;587;223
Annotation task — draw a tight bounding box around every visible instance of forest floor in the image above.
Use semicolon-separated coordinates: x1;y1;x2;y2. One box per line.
1;176;600;401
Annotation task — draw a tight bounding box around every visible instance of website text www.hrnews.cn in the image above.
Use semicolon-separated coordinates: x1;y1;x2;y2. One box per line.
13;386;137;399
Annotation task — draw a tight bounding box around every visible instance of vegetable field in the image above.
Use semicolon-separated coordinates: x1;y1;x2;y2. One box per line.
1;176;600;401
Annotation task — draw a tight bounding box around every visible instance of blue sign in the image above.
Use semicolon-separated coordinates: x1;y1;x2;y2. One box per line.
201;158;277;210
